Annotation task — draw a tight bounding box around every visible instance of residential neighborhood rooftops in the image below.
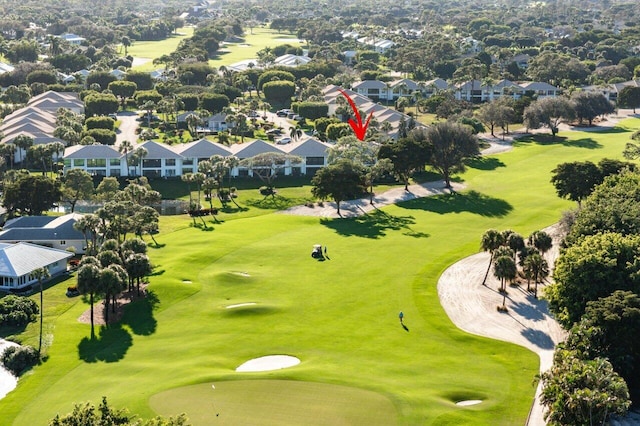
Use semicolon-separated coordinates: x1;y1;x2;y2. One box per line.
174;138;232;158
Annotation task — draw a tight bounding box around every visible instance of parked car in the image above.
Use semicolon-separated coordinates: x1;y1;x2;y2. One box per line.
266;128;283;135
276;109;292;117
108;113;118;120
275;137;292;144
248;110;259;118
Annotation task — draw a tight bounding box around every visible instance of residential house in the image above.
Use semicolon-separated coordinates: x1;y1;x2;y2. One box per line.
136;140;183;178
421;78;449;97
173;138;232;174
63;144;124;177
279;137;331;176
27;91;84;114
0;62;14;74
520;81;562;98
57;33;86;45
0;214;87;254
582;79;640;103
356;36;395;53
0;242;72;291
203;113;228;132
389;79;421;100
351;80;389;101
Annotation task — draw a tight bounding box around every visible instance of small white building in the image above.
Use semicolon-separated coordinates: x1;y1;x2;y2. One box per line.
0;242;72;291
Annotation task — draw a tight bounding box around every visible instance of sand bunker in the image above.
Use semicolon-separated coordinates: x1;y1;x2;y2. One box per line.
226;303;256;309
456;400;482;406
182;280;192;284
232;271;251;277
0;340;19;400
236;355;300;372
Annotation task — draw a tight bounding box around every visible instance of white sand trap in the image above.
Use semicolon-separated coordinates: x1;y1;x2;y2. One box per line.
456;400;482;406
236;355;300;372
182;280;192;284
0;340;19;400
226;303;256;309
232;271;250;277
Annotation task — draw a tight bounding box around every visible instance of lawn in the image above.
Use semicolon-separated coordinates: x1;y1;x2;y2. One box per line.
127;27;194;71
127;26;303;72
209;27;304;68
1;118;639;425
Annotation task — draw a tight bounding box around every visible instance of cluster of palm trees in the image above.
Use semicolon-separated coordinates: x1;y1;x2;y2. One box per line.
182;154;240;211
481;229;552;310
76;238;151;339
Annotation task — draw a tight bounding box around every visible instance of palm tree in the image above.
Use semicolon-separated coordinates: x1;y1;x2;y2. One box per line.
121;36;131;56
119;140;134;177
523;253;549;298
131;147;148;177
99;266;126;324
289;126;303;142
480;229;504;286
528;230;553;260
33;267;50;355
13;134;34;166
506;232;525;264
77;263;101;339
181;173;196;209
493;255;517;309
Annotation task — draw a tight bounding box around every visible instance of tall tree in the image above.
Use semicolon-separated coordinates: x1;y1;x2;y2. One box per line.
62;169;94;213
480;229;504;286
425;122;479;189
550;161;602;207
32;267;50;356
523;97;575;139
493;255;517;309
522;252;548;297
617;86;640;114
239;153;302;196
2;174;62;216
77;263;101;339
311;159;366;216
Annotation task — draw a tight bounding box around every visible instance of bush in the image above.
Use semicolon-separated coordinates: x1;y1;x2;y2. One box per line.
0;295;39;327
85;116;115;131
259;186;276;196
1;345;39;375
83;128;117;145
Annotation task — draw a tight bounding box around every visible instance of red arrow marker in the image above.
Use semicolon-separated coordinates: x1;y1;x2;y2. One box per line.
338;88;373;141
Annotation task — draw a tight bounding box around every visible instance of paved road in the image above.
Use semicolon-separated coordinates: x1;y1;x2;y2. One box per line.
114;111;140;148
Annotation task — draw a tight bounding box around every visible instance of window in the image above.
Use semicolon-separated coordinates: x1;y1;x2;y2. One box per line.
63;159;71;167
110;158;120;166
306;156;324;166
183;159;194;165
87;158;106;167
73;159;85;167
165;159;176;166
143;159;161;168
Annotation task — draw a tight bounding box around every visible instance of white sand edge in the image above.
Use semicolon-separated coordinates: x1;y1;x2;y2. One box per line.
236;355;300;372
0;340;19;400
226;303;256;309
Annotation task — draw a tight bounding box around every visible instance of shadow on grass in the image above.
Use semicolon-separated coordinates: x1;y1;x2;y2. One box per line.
513;133;601;149
78;324;132;363
398;190;512;217
121;291;158;336
465;157;505;171
320;209;428;239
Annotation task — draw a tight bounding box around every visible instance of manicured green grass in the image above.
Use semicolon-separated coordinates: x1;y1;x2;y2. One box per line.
209;28;304;68
127;27;194;71
2;118;639;425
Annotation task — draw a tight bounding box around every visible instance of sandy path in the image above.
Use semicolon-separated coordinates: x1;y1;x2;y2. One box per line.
438;225;566;426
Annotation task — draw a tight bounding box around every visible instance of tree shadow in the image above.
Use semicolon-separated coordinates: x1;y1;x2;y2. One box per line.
513;134;601;149
509;298;546;322
219;205;249;214
520;328;555;350
465;157;506;171
121;290;158;336
398;191;512;217
77;324;132;363
320;209;428;239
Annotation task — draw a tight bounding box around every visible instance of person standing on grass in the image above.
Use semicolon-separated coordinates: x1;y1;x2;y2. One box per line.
399;311;404;323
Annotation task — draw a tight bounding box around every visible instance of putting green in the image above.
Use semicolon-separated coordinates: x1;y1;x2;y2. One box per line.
149;380;398;425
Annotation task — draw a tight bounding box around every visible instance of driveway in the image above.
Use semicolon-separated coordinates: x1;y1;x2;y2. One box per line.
114;111;140;148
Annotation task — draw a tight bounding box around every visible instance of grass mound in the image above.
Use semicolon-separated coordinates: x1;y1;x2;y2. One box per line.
149;380;398;426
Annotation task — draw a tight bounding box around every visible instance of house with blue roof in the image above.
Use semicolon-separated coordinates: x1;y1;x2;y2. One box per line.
0;213;87;254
